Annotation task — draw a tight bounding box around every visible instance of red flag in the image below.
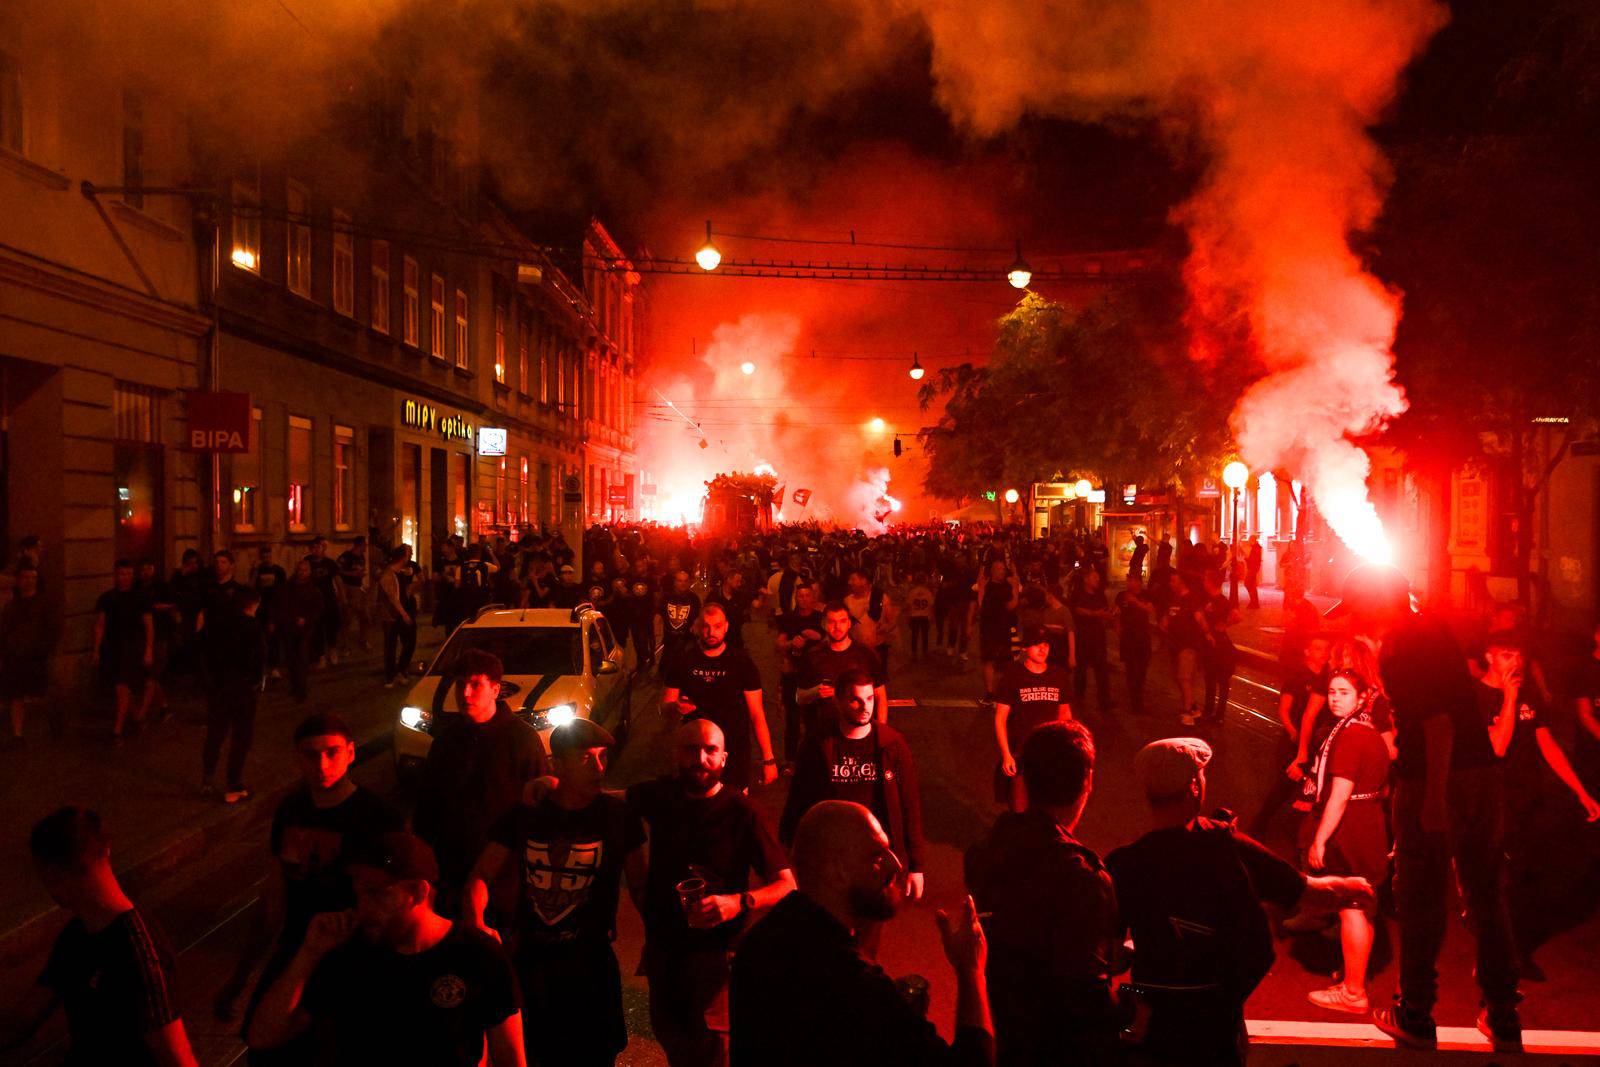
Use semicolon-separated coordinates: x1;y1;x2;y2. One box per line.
793;488;812;506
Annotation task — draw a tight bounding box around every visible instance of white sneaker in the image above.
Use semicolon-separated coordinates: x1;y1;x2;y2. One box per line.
1179;710;1200;726
1308;984;1368;1015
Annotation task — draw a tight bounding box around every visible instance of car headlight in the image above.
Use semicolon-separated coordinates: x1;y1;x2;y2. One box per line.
399;705;432;733
543;704;577;728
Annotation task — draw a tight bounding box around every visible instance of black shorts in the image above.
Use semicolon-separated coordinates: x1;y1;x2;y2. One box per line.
516;941;626;1060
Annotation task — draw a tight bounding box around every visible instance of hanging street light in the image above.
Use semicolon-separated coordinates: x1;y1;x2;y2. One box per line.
695;220;721;272
1006;240;1032;289
909;352;925;380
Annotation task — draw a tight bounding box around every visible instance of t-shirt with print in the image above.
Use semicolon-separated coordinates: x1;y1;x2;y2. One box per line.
490;792;645;954
997;661;1071;753
38;909;178;1067
666;647;764;785
906;585;934;619
828;732;883;812
270;785;404;950
301;923;518;1067
625;776;789;952
660;591;702;641
1474;679;1545;791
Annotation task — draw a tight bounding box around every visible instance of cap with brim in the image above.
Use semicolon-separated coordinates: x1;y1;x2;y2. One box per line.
347;832;439;884
1134;737;1213;802
549;717;616;757
1019;624;1050;647
1325;564;1410;619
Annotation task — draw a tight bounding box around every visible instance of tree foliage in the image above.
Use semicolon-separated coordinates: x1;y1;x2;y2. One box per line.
917;285;1236;501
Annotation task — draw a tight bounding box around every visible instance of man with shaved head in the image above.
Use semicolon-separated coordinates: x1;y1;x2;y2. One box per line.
625;719;794;1067
730;801;994;1067
663;603;778;791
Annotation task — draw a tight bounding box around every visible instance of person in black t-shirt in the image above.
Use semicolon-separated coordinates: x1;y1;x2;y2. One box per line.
468;718;645;1066
335;537;372;657
1108;738;1372;1066
664;604;778;791
797;602;887;726
1068;568;1114;711
1114;575;1155;715
8;807;197;1066
659;570;703;674
214;713;402;1058
248;832;524;1066
774;583;824;761
1167;576;1208;726
627;719;795;1067
1333;565;1521;1052
201;587;266;804
967;721;1119;1066
303;537;343;666
1248;635;1332;840
991;626;1072;811
94;560;154;744
250;545;289;679
705;571;757;650
780;669;927;903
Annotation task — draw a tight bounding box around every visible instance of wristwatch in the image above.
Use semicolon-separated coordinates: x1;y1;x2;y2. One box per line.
739;890;756;914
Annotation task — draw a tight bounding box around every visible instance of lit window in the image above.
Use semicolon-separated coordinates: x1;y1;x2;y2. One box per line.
230;179;260;273
232;407;264;530
539;331;550;404
496;456;508;525
517;313;530;396
493;304;506;383
429;274;445;358
370;239;390;333
332;210;354;317
520;456;530;524
286;182;311;297
333;425;354;529
287;415;312;531
454;289;469;370
402;256;419;346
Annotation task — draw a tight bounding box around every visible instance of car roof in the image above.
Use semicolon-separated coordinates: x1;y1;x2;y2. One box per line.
461;607;589;629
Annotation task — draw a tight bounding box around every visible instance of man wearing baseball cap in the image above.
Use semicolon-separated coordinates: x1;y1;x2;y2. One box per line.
247;832;525;1066
1327;564;1521;1051
466;718;645;1065
1107;739;1373;1065
990;624;1072;812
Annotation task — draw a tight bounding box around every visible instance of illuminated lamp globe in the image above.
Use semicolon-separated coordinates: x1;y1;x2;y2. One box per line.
695;220;721;272
909;353;925;381
740;361;756;376
1004;488;1020;504
1223;461;1249;490
1074;478;1092;498
1006;240;1032;290
869;417;886;433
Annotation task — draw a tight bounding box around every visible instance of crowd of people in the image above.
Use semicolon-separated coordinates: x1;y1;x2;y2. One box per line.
4;518;1600;1065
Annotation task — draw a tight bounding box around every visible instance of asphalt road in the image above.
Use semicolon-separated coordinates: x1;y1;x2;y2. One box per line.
14;603;1600;1065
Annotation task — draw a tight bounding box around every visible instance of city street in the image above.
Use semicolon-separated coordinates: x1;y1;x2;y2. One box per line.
4;592;1597;1065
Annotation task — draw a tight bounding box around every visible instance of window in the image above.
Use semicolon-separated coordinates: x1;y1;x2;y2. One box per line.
230;179;260;273
121;90;143;210
287;415;312;531
232;407;264;531
333;425;354;529
286;182;311;297
520;456;530;524
517;315;530;395
429;273;445;358
402;256;419;346
556;347;566;410
0;52;21;154
454;289;469;370
539;332;550;404
452;454;469;539
370;239;390;333
493;303;506;384
332;210;354;317
496;457;508;525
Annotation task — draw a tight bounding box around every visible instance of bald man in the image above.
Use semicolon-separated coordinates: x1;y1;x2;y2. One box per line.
663;604;778;791
625;720;794;1067
730;802;994;1067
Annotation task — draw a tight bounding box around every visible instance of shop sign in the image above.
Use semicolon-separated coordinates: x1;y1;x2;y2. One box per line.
185;391;251;452
477;427;507;456
606;485;629;506
1197;477;1221;500
401;397;474;444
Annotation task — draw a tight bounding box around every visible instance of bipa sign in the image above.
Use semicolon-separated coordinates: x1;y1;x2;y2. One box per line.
185;391;251;453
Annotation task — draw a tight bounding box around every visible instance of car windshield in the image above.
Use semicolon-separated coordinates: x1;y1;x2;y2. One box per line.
433;626;582;678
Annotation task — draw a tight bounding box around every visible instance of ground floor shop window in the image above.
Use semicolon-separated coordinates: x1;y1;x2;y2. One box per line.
232;407;263;532
400;442;421;551
452;452;469;540
287;415;312;532
333;425;354;530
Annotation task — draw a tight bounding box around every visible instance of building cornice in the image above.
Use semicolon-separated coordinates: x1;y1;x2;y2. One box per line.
0;242;210;338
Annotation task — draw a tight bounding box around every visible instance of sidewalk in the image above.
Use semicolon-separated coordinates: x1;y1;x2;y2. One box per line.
0;635;439;964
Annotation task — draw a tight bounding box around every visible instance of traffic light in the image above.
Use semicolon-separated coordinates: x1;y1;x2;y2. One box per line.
893;436;903;458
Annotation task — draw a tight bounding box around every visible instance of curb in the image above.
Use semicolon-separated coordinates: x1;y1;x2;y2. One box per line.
0;715;396;969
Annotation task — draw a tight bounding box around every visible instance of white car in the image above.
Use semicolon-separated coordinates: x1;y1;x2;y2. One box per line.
394;604;632;777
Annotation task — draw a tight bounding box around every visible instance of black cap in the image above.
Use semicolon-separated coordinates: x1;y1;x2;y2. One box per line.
1324;564;1410;619
549;717;615;757
347;832;439;884
1019;624;1050;647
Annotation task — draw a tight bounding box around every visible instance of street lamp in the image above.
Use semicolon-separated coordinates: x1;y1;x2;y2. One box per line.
1074;478;1092;499
1006;240;1032;289
909;352;925;380
1222;461;1249;606
869;417;886;433
740;361;756;375
695;221;721;272
1004;488;1020;504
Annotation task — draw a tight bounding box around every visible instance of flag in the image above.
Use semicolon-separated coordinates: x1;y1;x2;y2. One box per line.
793;488;812;506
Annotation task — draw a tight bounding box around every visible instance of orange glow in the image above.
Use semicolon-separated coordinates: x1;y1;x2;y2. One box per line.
231;247;257;270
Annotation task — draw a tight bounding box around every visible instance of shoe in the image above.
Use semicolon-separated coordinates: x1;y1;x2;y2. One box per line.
1477;1008;1523;1053
1308;984;1368;1015
1179;710;1200;727
1372;1004;1437;1050
224;788;252;805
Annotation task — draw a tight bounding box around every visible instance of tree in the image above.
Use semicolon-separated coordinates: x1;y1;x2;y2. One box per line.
917;285;1237;503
